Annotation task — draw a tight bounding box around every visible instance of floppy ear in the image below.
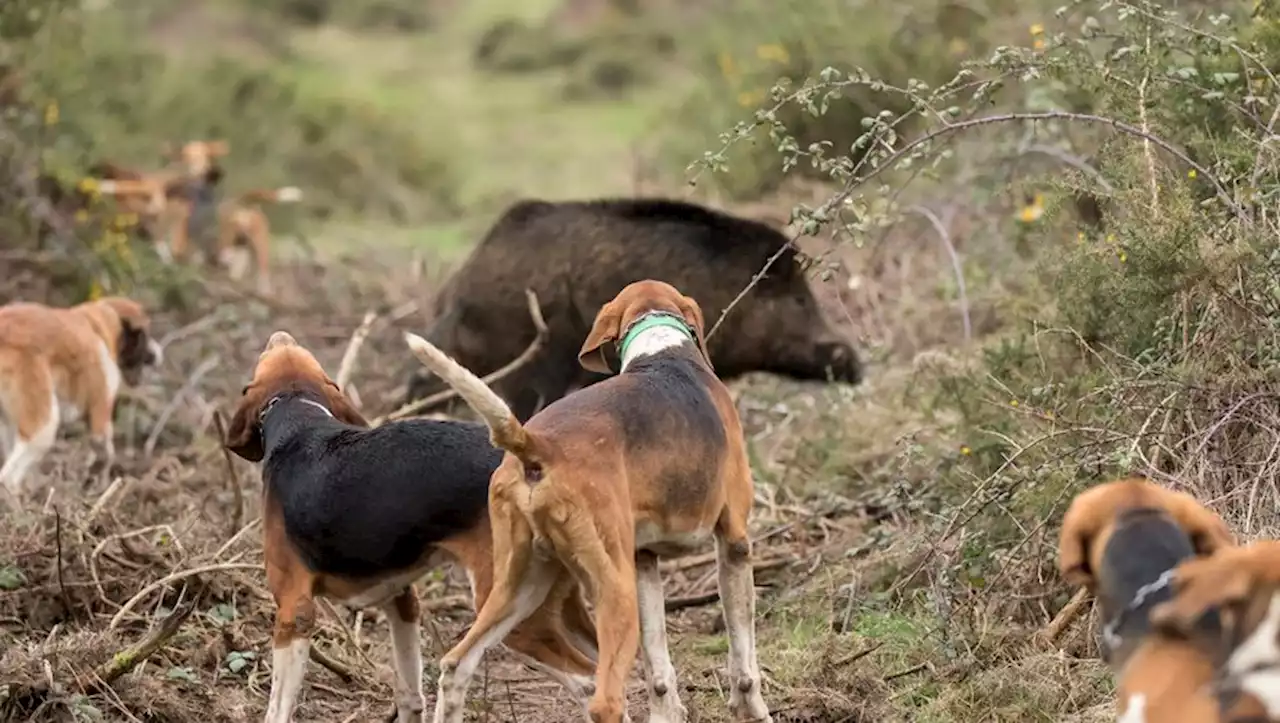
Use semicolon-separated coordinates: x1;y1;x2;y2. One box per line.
578;298;624;375
323;378;369;428
675;293;713;371
225;384;267;462
1175;501;1236;557
1151;553;1255;634
1057;501;1100;589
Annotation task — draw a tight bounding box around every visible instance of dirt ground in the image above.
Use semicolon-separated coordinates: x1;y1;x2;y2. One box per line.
0;224;923;722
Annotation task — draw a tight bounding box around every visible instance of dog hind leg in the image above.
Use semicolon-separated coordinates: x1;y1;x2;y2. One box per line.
714;526;772;723
636;551;688;723
384;588;426;722
0;367;58;500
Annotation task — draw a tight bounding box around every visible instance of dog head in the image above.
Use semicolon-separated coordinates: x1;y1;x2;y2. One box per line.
578;280;711;375
165;140;229;178
1151;540;1280;711
1058;478;1235;599
75;297;163;386
225;331;366;462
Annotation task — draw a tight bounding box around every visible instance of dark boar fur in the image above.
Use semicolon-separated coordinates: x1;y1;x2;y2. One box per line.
404;197;863;421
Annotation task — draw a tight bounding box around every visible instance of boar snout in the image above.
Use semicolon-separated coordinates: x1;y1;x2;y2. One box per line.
816;338;862;385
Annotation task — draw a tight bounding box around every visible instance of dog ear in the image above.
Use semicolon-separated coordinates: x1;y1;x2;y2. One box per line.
1151;552;1255;634
1058;496;1102;589
322;379;369;428
225;383;267;462
578;298;624;375
675;292;713;371
1170;495;1236;557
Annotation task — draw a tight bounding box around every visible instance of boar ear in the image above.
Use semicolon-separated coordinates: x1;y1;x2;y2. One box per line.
578;298;624;375
675;293;713;372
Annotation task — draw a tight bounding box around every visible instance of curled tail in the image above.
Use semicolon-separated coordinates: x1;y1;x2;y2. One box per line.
404;332;534;464
238;187;303;205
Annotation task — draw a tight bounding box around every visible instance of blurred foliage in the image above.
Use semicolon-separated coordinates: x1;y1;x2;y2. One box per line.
472;13;675;99
665;0;986;199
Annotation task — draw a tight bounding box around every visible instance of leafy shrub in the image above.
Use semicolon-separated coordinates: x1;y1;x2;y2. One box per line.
666;0;977;199
20;5;460;225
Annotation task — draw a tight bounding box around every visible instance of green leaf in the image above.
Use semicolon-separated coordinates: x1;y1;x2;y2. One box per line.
165;666;197;683
0;565;25;590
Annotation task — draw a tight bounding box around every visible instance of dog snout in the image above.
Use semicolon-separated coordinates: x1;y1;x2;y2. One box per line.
147;338;164;366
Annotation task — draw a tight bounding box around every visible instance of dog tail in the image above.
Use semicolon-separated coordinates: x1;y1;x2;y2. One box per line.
404;332;534;464
238;187;303;205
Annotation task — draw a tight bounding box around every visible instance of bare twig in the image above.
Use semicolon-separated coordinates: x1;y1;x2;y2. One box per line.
1138;31;1159;212
213;411;245;537
109;563;259;630
379;289;548;424
906;204;971;343
54;510;77;625
143;355;218;459
335;310;378;394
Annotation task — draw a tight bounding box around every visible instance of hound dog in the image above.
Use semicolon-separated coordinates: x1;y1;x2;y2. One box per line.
1058;477;1238;723
223;331;601;723
406;279;774;723
0;297;162;499
95;175;301;294
1152;540;1280;721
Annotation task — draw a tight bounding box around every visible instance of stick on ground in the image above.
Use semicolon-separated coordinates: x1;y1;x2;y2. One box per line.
376;289;548;425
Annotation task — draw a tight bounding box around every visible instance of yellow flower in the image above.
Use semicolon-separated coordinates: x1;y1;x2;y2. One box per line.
44;101;58;126
87;279;104;301
1017;193;1044;223
960;445;972;456
1118;251;1127;263
114;212;138;228
1187;169;1197;179
74;209;89;224
1106;233;1116;243
755;43;790;64
717;51;737;81
737;89;765;108
1076;232;1085;243
78;177;99;194
1030;23;1045;35
1010;399;1020;407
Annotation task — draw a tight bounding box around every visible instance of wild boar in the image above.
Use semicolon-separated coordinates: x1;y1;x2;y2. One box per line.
404;197;862;421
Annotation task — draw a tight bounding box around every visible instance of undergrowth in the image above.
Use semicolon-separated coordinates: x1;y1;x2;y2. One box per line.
687;0;1280;717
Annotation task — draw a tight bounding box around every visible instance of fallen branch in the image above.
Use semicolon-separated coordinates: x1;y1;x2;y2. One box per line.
335;310;378;395
377;289;548;425
1036;588;1091;647
95;580;206;687
310;643;359;684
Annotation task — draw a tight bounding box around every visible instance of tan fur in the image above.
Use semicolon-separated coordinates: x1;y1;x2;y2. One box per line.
410;280;772;723
1058;478;1237;723
0;297;160;498
227;331;597;722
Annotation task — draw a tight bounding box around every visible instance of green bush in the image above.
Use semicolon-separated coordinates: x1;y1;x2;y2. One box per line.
19;5;460;225
666;0;977;199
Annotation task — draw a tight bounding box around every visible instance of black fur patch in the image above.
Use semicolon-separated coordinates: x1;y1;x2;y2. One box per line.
1099;509;1223;650
259;394;501;577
